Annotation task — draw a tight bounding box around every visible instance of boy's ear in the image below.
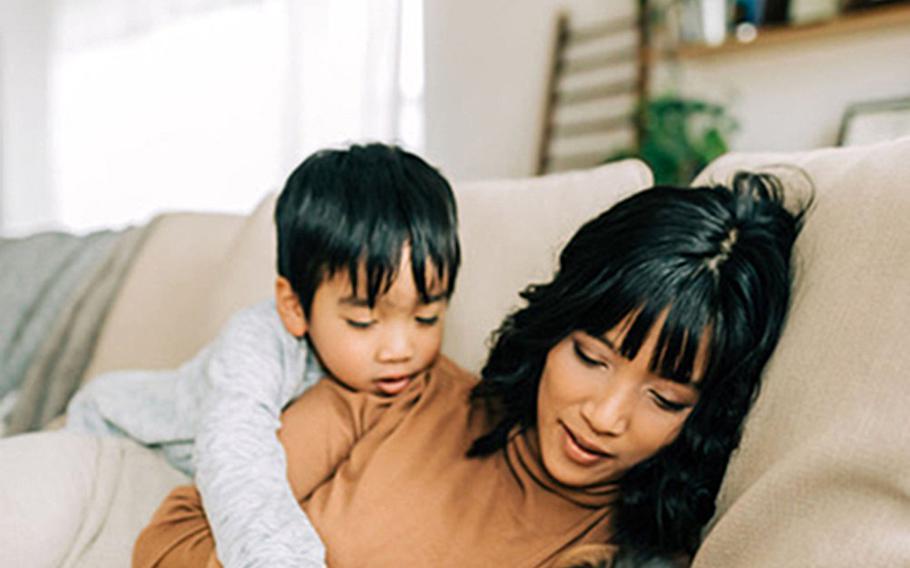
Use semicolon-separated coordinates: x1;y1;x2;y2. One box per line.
275;276;308;337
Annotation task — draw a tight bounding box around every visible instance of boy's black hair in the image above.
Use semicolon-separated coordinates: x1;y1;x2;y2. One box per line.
467;172;810;560
275;143;460;316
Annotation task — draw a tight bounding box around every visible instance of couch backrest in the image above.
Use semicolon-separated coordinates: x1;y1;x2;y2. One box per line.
84;159;653;380
690;137;910;567
82;212;246;380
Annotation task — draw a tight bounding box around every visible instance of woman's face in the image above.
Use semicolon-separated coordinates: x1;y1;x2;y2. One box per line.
535;319;703;487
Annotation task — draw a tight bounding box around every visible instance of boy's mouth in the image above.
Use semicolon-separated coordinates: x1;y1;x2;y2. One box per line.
374;374;414;396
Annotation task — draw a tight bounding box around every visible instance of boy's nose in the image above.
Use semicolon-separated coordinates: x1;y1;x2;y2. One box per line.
377;326;414;363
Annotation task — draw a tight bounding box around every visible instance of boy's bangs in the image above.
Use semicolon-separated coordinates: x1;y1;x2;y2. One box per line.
341;229;454;307
406;222;458;302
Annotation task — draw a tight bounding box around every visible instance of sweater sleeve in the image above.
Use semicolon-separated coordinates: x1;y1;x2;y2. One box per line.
193;302;326;568
134;380;370;568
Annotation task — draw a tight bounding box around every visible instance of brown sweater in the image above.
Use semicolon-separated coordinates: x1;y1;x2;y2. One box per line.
133;357;617;567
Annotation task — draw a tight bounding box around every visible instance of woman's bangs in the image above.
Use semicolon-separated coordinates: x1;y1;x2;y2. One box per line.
578;271;651;351
650;301;712;386
585;267;716;387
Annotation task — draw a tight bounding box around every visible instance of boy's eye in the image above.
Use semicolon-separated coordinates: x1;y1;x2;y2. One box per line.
345;319;374;329
415;315;439;326
573;340;608;370
650;391;689;413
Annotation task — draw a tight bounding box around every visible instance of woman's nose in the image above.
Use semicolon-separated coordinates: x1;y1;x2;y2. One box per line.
583;383;634;437
376;324;414;363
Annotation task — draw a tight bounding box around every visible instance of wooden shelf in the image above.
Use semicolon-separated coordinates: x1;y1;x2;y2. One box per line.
676;2;910;59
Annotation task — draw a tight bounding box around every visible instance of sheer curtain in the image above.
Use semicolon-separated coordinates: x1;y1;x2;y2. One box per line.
43;0;421;232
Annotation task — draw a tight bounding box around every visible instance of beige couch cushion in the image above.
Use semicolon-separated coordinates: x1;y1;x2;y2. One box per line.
86;192;286;380
446;160;652;371
690;138;910;567
0;431;186;568
201;193;281;343
83;213;245;379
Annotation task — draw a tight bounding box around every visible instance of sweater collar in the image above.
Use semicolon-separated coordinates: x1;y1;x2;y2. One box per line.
505;426;619;510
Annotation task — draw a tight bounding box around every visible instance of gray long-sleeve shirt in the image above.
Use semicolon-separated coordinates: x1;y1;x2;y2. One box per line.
66;300;326;567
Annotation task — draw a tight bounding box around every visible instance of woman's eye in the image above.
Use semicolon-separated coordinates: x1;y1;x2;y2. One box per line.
345;319;374;329
573;341;607;369
650;391;689;413
416;315;439;326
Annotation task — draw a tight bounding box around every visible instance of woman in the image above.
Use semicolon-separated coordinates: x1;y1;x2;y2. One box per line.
133;172;808;567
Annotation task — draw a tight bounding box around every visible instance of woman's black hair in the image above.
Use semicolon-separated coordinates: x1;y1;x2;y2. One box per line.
468;172;810;560
274;143;460;316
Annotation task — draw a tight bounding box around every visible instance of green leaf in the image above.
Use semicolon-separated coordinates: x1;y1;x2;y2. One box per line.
605;94;736;185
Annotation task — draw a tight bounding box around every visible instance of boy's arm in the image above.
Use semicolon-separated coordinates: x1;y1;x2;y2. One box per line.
134;380;370;568
194;303;326;568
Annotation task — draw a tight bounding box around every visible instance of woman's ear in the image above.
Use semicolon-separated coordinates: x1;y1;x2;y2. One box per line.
275;276;308;337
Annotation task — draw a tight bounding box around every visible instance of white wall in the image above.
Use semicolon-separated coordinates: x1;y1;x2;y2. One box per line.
0;0;54;235
659;27;910;151
423;0;633;182
424;0;910;181
423;0;550;181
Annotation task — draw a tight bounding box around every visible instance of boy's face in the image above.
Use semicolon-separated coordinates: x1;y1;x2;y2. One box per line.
303;251;448;396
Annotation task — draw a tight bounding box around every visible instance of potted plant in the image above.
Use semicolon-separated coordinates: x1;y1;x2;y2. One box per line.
610;94;737;185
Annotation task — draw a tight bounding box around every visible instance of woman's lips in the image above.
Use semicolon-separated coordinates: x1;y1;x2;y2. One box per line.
374;374;413;396
560;422;614;466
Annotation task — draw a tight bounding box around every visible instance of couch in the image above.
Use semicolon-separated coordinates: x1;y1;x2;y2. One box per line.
1;138;908;567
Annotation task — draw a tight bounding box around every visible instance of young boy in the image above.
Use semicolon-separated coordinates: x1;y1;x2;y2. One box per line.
65;143;461;567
